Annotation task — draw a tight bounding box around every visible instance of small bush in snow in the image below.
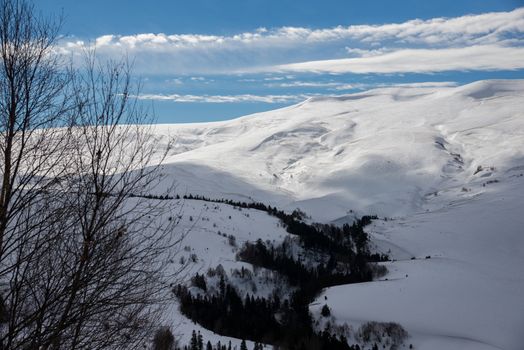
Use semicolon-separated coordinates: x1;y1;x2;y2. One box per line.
321;304;331;317
357;321;408;346
232;266;253;280
207;264;226;279
370;263;388;279
191;273;207;291
227;234;237;247
152;327;175;350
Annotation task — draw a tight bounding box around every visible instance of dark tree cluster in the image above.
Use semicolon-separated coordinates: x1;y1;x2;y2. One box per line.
175;284;281;344
191;273;208;291
367;253;390;262
237;239;371;293
174;195;387;349
174;283;357;350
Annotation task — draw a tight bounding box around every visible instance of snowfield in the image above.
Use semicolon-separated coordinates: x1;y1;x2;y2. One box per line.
151;80;524;349
311;176;524;350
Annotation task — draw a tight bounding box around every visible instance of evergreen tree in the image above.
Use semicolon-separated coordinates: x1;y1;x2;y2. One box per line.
197;331;204;350
240;340;248;350
219;276;226;296
321;304;331;317
190;330;198;350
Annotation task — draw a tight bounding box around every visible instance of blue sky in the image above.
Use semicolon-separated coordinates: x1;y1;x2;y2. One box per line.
40;0;524;123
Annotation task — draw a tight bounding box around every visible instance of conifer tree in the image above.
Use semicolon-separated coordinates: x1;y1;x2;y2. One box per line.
197;331;204;350
190;330;198;350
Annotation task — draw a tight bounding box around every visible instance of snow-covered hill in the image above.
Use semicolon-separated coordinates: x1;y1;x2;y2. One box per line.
153;80;524;350
152;80;524;221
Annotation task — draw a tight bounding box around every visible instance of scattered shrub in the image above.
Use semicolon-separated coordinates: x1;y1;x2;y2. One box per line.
321;304;331;317
357;321;408;346
152;327;175;350
191;273;207;291
228;234;237;247
370;263;388;279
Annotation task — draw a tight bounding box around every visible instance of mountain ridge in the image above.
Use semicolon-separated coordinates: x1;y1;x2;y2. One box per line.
150;79;524;222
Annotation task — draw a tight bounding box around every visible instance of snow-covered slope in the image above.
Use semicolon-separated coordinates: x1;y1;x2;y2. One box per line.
162;200;291;348
153;80;524;349
311;176;524;350
153;79;524;222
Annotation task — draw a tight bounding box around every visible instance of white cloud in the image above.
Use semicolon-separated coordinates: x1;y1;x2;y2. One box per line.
275;45;524;74
332;83;365;90
386;82;458;88
266;81;342;88
72;7;524;49
60;8;524;75
264;76;286;81
165;78;183;85
136;93;312;103
95;35;114;46
331;82;457;91
345;47;389;57
137;82;460;103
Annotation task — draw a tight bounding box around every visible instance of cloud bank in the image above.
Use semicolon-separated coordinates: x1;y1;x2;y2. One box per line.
136;93;312;103
136;82;460;103
60;8;524;75
275;45;524;74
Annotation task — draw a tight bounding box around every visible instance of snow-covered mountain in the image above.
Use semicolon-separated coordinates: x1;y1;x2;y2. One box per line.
154;80;524;350
152;80;524;221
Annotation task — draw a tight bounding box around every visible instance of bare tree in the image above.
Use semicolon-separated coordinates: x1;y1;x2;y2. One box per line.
0;0;73;346
39;53;180;350
0;1;184;349
0;0;71;270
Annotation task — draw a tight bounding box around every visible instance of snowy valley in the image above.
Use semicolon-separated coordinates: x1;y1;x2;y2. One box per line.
145;80;524;350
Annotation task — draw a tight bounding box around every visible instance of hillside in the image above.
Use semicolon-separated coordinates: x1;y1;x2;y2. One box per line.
152;80;524;220
153;80;524;350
